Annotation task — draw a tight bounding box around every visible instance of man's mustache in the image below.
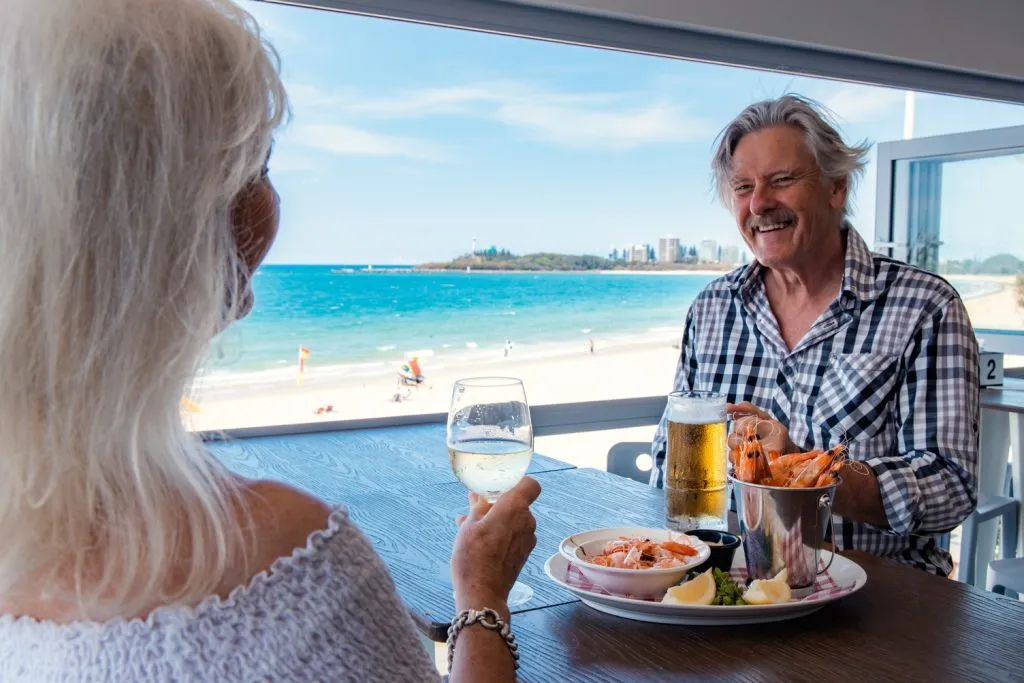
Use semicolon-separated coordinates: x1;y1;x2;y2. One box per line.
746;210;797;230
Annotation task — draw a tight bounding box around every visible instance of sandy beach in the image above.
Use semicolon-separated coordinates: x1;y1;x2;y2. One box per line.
188;331;682;432
188;281;1024;447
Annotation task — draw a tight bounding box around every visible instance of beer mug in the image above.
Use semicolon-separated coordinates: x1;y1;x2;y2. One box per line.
664;391;729;531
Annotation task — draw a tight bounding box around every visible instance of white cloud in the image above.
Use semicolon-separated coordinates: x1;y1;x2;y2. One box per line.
494;100;712;149
290;123;451;162
285;83;346;110
245;9;304;44
823;86;906;124
341;85;504;117
285;80;712;150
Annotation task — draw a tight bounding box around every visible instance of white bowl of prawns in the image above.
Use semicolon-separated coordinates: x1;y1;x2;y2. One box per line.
559;527;711;598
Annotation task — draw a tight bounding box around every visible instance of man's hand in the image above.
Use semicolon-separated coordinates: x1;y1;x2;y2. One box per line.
728;403;889;528
727;401;799;455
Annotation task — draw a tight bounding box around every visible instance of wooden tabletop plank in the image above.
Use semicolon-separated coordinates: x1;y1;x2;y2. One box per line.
342;468;666;640
207;423;574;498
513;550;1024;682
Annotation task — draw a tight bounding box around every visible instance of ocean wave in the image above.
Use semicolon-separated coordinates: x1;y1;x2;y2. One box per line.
580;328;592;334
377;345;397;352
466;342;478;349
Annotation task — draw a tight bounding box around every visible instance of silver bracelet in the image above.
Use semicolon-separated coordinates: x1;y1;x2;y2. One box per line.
446;608;519;672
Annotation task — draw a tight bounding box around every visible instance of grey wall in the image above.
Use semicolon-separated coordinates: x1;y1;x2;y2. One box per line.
503;0;1024;81
267;0;1024;100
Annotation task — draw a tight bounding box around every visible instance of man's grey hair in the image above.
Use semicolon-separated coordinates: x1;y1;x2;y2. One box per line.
711;94;871;217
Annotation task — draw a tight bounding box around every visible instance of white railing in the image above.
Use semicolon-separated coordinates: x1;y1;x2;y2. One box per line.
200;395;667;441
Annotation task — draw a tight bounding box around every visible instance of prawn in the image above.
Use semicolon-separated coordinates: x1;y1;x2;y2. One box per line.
733;421;773;485
788;444;847;487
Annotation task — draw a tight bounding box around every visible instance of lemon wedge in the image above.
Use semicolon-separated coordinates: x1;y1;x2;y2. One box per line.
662;569;715;606
742;568;792;605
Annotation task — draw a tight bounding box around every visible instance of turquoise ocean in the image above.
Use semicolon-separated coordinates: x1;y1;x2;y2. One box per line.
204;266;998;386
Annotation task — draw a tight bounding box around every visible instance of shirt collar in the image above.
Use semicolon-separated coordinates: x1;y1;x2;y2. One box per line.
840;223;880;303
727;222;879;303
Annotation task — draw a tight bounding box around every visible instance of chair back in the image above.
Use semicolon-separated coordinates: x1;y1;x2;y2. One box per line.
606;442;653;484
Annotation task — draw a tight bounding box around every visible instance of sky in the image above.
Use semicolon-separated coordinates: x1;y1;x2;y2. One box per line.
241;1;1024;266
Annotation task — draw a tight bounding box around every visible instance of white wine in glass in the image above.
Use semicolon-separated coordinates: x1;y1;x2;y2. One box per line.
447;377;534;607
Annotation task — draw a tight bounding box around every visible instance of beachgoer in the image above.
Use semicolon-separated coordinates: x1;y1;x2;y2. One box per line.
588;338;595;354
651;95;979;576
0;2;535;681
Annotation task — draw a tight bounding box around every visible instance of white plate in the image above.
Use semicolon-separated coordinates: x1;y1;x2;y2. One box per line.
544;549;867;626
558;527;711;598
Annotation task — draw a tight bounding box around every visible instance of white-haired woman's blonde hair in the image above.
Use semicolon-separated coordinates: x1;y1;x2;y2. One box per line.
0;0;286;617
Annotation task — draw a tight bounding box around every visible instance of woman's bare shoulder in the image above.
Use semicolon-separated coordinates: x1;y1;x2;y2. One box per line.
239;479;334;566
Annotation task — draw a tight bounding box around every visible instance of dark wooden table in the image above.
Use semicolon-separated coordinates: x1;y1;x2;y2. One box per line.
356;466;1024;681
513;551;1024;682
206;423;574;501
343;467;664;637
213;428;1024;681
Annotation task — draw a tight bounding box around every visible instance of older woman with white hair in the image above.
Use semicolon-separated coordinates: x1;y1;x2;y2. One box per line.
0;1;536;680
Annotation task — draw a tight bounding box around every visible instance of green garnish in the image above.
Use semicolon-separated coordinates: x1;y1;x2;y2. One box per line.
688;567;747;606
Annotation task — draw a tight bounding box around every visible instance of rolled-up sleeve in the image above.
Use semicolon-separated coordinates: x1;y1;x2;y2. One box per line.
651;307;699;488
866;297;979;535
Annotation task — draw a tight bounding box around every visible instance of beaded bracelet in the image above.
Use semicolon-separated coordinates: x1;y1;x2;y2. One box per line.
446;607;520;672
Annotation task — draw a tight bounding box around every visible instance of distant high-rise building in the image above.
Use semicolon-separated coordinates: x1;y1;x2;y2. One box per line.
628;244;649;264
720;245;740;266
699;239;719;264
658;236;681;264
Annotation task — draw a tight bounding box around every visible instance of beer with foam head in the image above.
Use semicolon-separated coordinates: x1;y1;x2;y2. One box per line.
664;391;728;531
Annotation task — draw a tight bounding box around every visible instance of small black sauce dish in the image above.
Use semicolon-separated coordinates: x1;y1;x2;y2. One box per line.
685;529;741;574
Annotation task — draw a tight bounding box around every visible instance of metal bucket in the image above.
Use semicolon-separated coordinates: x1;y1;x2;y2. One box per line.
730;476;838;590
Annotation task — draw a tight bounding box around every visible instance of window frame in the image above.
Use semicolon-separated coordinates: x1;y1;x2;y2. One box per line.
873;124;1024;355
214;1;1024;437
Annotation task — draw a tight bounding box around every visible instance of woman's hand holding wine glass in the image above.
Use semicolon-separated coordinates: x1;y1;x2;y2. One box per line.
447;377;537;607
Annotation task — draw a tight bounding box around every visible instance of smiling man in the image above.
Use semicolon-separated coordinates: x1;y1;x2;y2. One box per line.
650;95;980;575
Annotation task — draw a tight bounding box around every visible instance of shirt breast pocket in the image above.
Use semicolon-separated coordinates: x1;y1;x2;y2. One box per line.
814;353;901;439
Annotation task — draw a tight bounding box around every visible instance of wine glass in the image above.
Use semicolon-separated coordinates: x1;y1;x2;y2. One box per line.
447;376;534;607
